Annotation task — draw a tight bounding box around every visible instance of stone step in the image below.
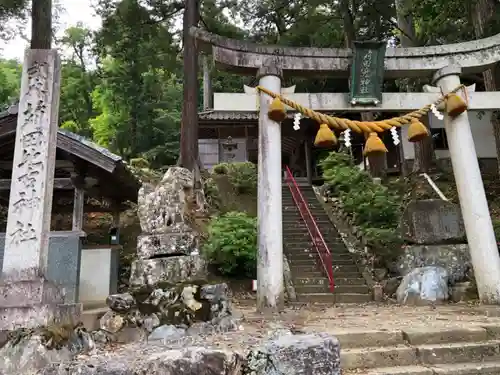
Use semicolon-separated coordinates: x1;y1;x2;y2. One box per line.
297;292;371;304
341;340;500;370
295;284;369;294
285;250;351;258
290;270;325;278
293;277;330;286
332;265;359;273
284;242;347;249
288;256;355;266
334;329;406;349
403;326;489;346
334;277;368;285
283;237;344;243
291;267;361;279
335;293;372;303
343;363;500;375
296;292;334;303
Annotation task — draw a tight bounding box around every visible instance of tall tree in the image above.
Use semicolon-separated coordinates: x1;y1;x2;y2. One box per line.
58;24;96;136
179;0;200;171
30;0;52;48
470;0;500;175
396;0;435;174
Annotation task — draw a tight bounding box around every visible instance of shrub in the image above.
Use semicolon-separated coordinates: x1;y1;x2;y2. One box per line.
211;162;257;194
319;151;403;253
202;211;257;278
203;177;222;210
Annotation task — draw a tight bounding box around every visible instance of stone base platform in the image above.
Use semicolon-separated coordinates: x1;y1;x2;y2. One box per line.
0;278;64;307
0;302;82;331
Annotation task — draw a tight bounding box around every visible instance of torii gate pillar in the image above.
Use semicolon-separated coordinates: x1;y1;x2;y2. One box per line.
433;65;500;304
256;64;284;312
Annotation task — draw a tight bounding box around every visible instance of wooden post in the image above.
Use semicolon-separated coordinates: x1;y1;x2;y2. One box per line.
112;206;120;229
202;54;213;110
256;64;284;312
304;138;312;184
434;65;500;304
72;187;84;231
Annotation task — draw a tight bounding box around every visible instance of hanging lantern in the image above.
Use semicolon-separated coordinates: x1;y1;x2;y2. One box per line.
314;124;337;148
363;132;387;156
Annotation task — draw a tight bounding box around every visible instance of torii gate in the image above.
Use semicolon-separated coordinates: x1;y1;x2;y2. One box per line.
192;28;500;310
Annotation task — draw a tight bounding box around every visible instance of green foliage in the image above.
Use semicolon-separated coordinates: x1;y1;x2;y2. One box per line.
202;212;257;278
203;177;222;210
320;151;403;251
0;58;21;110
211;162;257;194
493;219;500;241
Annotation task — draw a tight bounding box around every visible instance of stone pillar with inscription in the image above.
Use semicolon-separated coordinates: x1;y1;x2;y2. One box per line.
0;50;81;331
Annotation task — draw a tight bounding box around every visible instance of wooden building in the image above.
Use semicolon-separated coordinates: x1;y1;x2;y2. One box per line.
0;104;141;307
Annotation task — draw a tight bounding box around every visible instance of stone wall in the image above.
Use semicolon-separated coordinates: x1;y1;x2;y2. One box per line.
403;158;498;175
400;200;466;245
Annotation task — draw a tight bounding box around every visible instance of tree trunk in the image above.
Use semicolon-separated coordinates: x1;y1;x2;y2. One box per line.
471;0;500;176
30;0;52;49
179;0;200;171
396;0;435;174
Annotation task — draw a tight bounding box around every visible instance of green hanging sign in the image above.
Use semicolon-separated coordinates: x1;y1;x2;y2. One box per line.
349;41;386;106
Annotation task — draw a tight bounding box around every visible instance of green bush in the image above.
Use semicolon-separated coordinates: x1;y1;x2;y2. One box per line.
203;177;222;210
211;162;257;194
202;211;257;278
319;151;403;251
493;219;500;241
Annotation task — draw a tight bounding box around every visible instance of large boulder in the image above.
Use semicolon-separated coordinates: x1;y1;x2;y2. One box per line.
245;333;341;375
41;346;244;375
396;266;449;305
396;244;471;283
129;255;208;289
137;167;194;234
0;327;94;375
400;200;466;244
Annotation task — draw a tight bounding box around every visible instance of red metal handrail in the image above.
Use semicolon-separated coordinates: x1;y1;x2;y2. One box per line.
284;165;334;292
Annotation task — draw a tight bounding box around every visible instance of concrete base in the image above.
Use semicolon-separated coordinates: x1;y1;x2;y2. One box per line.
0;302;82;331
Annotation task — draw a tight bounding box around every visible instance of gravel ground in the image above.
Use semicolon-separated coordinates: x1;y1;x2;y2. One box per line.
74;302;500;365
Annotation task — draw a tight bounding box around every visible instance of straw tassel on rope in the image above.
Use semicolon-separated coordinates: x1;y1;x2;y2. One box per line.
445;87;468;117
314;123;337;148
364;132;388;156
254;84;466;141
268;97;287;122
407;118;430;142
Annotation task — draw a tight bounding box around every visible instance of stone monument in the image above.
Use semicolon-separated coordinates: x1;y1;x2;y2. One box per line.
0;50;81;331
130;166;208;288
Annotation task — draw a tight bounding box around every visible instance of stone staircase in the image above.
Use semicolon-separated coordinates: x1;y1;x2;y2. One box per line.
339;325;500;374
282;184;371;304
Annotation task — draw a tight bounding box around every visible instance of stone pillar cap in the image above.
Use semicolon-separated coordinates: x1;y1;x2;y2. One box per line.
432;65;462;85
